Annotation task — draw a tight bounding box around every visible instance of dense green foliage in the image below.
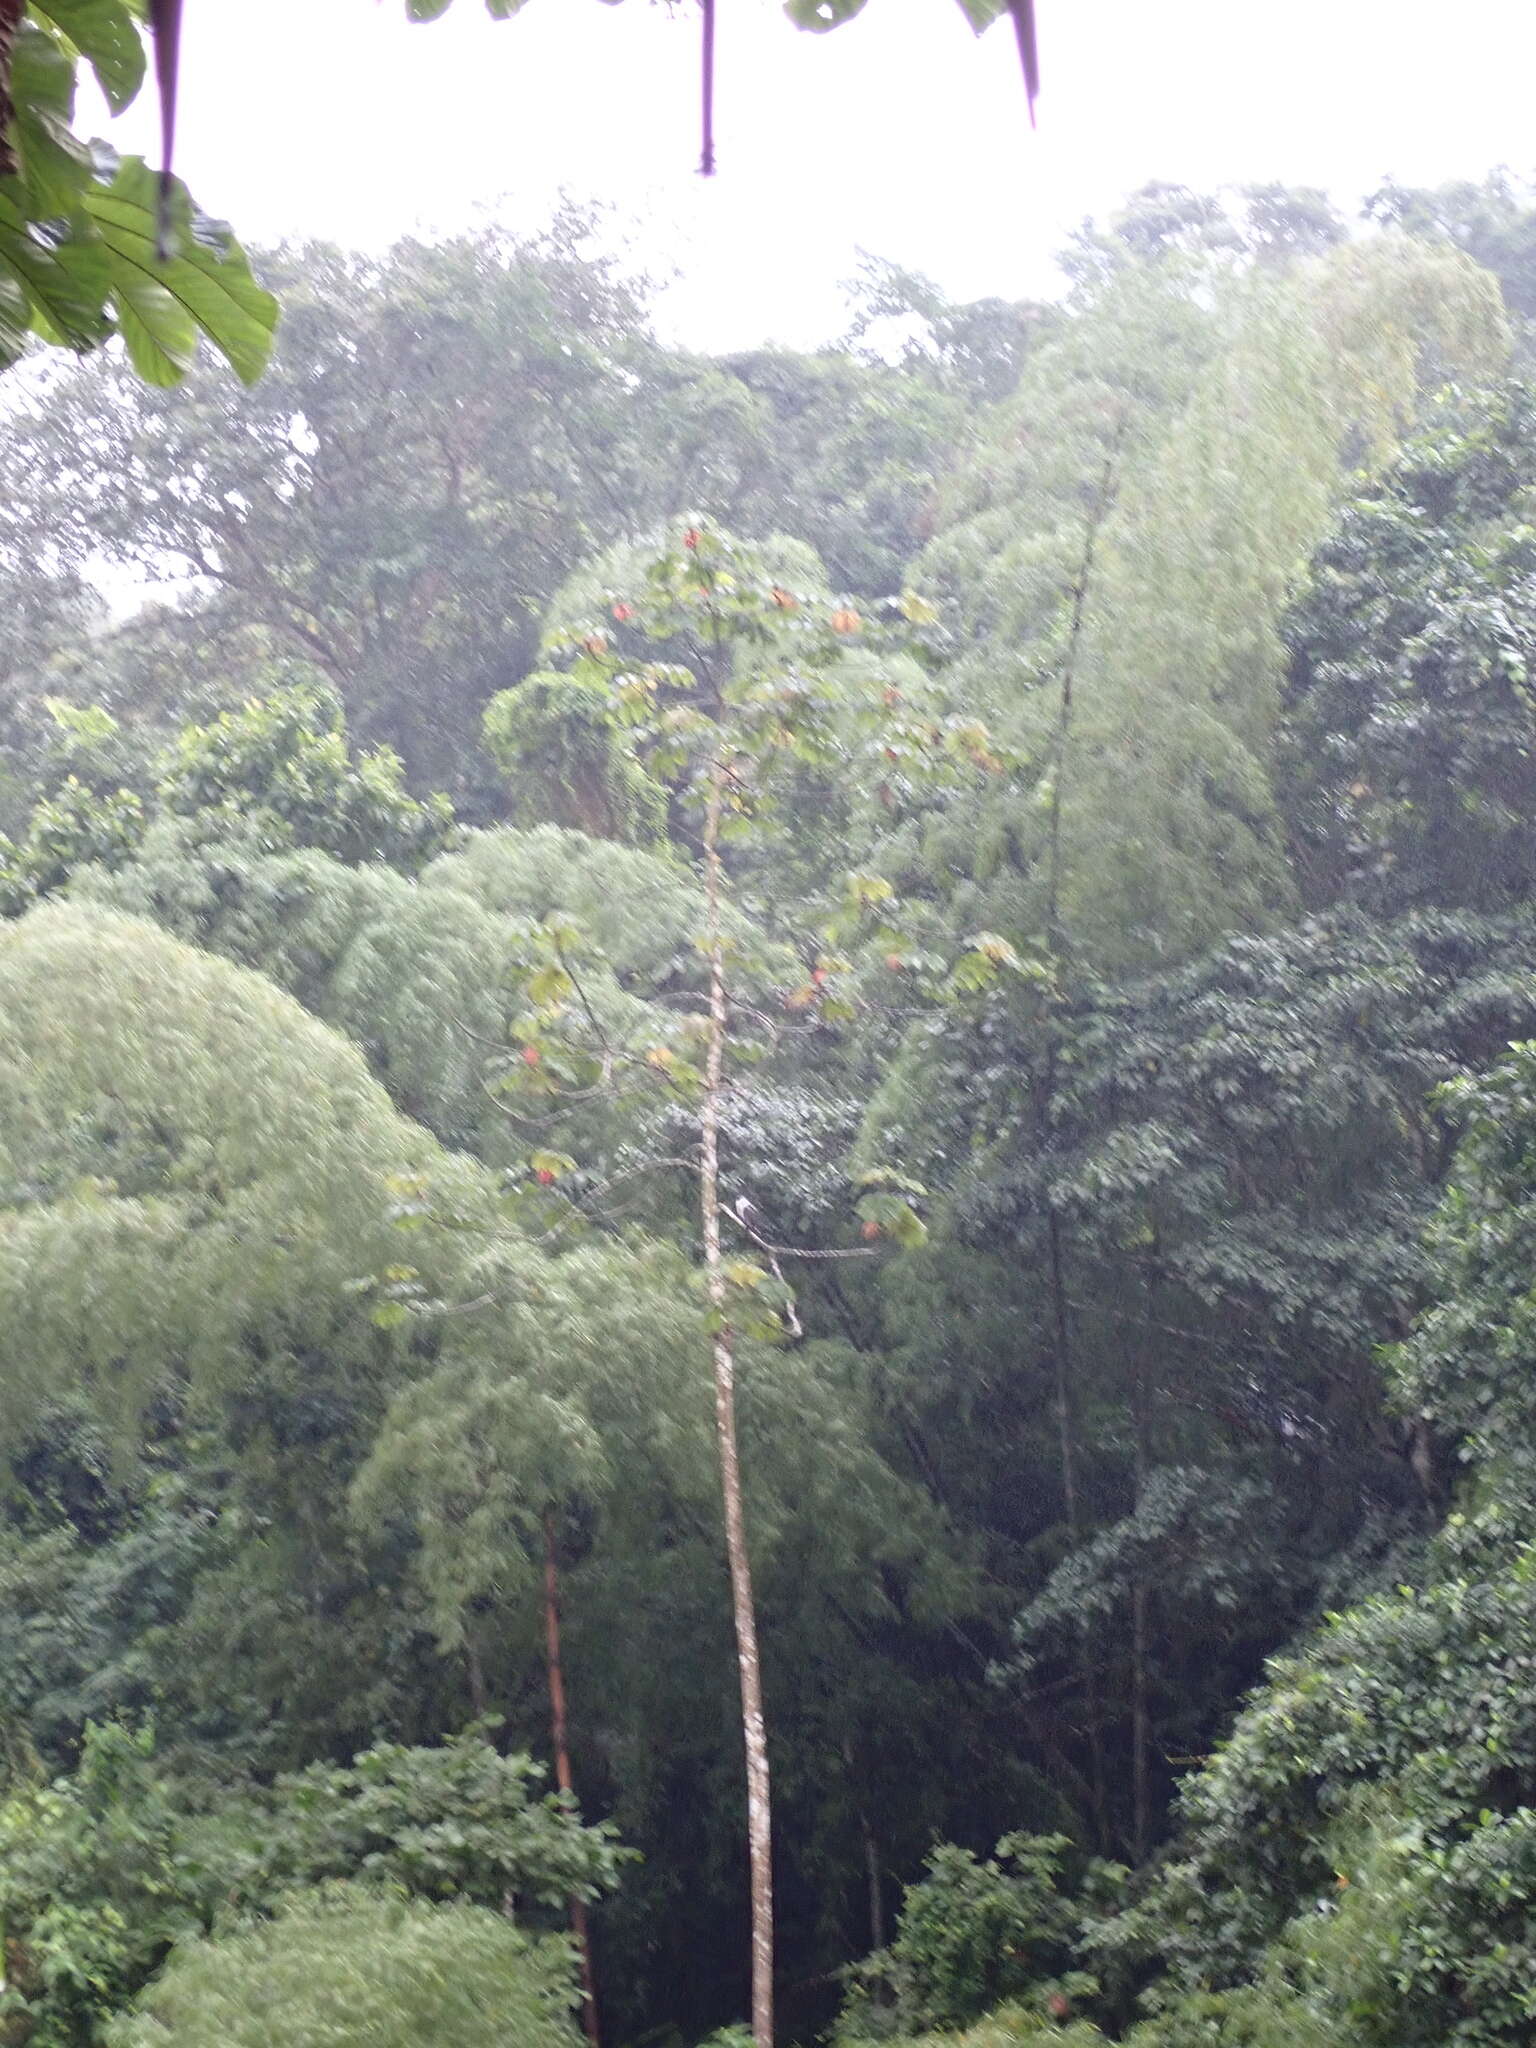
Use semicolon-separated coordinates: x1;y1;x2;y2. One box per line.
0;1722;617;2046
9;173;1536;2047
0;678;453;912
1;224;965;806
836;1834;1108;2039
111;1888;580;2048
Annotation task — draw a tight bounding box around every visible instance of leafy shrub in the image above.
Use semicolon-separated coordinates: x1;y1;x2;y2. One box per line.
159;679;454;869
253;1727;631;1913
845;2000;1110;2048
1;681;455;920
0;777;145;912
0;1723;624;2047
107;1886;580;2048
837;1834;1111;2039
1126;1986;1338;2047
847;1983;1339;2048
0;1722;200;2048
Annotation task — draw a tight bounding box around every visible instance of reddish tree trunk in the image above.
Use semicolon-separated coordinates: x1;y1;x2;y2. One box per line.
544;1506;601;2047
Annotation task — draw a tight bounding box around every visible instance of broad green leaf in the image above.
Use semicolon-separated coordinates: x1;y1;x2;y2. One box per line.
846;872;895;908
84;157;278;383
965;930;1022;968
525;963;574;1007
951;0;1008;29
887;1204;928;1250
10;20;94;218
855;1191;929;1249
723;1260;768;1291
784;0;868;32
0;189;112;349
855;1167;929;1197
0;270;28;366
898;589;939;624
103;261;193;384
42;698;120;745
30;0;147;112
528;1149;576;1180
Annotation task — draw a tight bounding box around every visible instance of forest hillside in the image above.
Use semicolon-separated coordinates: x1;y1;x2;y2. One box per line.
6;171;1536;2048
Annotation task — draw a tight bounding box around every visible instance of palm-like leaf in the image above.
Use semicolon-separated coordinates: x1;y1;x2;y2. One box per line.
0;0;275;380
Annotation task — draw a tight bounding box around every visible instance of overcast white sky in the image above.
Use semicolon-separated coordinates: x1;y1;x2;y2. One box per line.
80;0;1536;352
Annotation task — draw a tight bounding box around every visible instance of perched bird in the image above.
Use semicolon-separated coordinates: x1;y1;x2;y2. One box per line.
727;1193;803;1341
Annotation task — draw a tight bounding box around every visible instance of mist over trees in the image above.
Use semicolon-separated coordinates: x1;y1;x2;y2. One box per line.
6;162;1536;2048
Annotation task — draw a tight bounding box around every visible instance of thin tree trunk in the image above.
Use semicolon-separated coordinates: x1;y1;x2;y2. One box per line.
862;1812;885;1955
1046;1213;1080;1536
543;1506;601;2048
464;1635;488;1719
1040;443;1123;1856
701;755;775;2048
1129;1261;1157;1866
1131;1579;1151;1865
1128;1338;1151;1860
1046;1214;1110;1852
842;1737;885;1955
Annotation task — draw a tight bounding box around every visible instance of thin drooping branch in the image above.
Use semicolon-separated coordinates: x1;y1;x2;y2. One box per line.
701;753;774;2048
700;0;717;175
1044;441;1121;949
147;0;183;258
1006;0;1041;124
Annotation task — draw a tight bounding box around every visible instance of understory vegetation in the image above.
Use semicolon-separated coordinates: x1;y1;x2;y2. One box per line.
7;168;1536;2046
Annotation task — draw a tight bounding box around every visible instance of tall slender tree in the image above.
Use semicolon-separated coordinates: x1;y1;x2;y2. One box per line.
496;522;960;2046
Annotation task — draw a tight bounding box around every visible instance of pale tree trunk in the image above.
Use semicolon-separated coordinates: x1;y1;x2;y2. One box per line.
701;754;775;2048
543;1506;601;2047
